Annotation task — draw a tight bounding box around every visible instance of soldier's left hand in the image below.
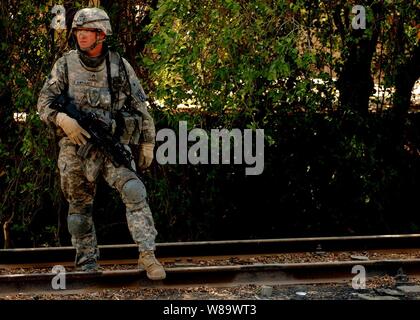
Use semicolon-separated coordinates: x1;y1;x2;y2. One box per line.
138;143;154;170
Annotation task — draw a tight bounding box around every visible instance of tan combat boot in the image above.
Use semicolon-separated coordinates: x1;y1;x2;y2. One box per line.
138;250;166;280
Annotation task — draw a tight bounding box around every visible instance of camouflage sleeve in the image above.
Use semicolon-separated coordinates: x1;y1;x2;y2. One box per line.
37;56;68;126
122;58;156;145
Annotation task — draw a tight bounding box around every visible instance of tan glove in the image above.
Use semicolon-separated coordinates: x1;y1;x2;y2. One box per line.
56;112;91;145
138;143;154;170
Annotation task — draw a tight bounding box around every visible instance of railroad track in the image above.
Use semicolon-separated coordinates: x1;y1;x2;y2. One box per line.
0;234;420;295
2;234;420;264
1;259;420;295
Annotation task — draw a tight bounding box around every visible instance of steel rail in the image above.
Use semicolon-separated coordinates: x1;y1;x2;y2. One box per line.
1;259;420;295
1;234;420;264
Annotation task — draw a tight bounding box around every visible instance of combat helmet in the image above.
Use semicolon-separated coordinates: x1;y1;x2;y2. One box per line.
72;7;112;36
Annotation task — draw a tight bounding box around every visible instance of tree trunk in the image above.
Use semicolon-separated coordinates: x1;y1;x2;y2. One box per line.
335;1;383;115
393;43;420;119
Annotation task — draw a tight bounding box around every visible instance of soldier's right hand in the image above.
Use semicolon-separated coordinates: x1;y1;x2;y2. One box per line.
56;112;91;145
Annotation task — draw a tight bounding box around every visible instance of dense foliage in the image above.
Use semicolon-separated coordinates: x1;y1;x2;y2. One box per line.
0;0;419;248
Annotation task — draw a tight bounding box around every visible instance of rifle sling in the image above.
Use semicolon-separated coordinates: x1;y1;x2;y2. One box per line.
105;53;115;112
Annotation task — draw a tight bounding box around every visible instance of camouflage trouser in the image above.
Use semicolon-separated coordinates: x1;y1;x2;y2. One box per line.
57;137;158;267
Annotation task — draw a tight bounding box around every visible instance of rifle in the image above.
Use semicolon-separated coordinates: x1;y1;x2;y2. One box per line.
51;94;138;175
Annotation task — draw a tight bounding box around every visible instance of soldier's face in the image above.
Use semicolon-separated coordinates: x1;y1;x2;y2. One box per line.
74;28;99;50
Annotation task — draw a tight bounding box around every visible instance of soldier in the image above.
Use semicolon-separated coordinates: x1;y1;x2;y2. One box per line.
37;7;166;280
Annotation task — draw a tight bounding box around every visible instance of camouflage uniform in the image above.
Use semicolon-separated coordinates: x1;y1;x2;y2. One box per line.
37;21;158;268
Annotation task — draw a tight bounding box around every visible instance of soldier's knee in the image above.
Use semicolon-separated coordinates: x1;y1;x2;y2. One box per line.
121;178;147;205
67;214;93;237
69;203;93;215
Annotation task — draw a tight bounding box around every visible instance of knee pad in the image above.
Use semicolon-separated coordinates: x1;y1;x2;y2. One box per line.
67;214;93;237
122;178;147;205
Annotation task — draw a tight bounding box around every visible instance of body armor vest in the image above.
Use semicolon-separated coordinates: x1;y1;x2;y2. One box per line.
62;50;142;145
64;49;126;128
